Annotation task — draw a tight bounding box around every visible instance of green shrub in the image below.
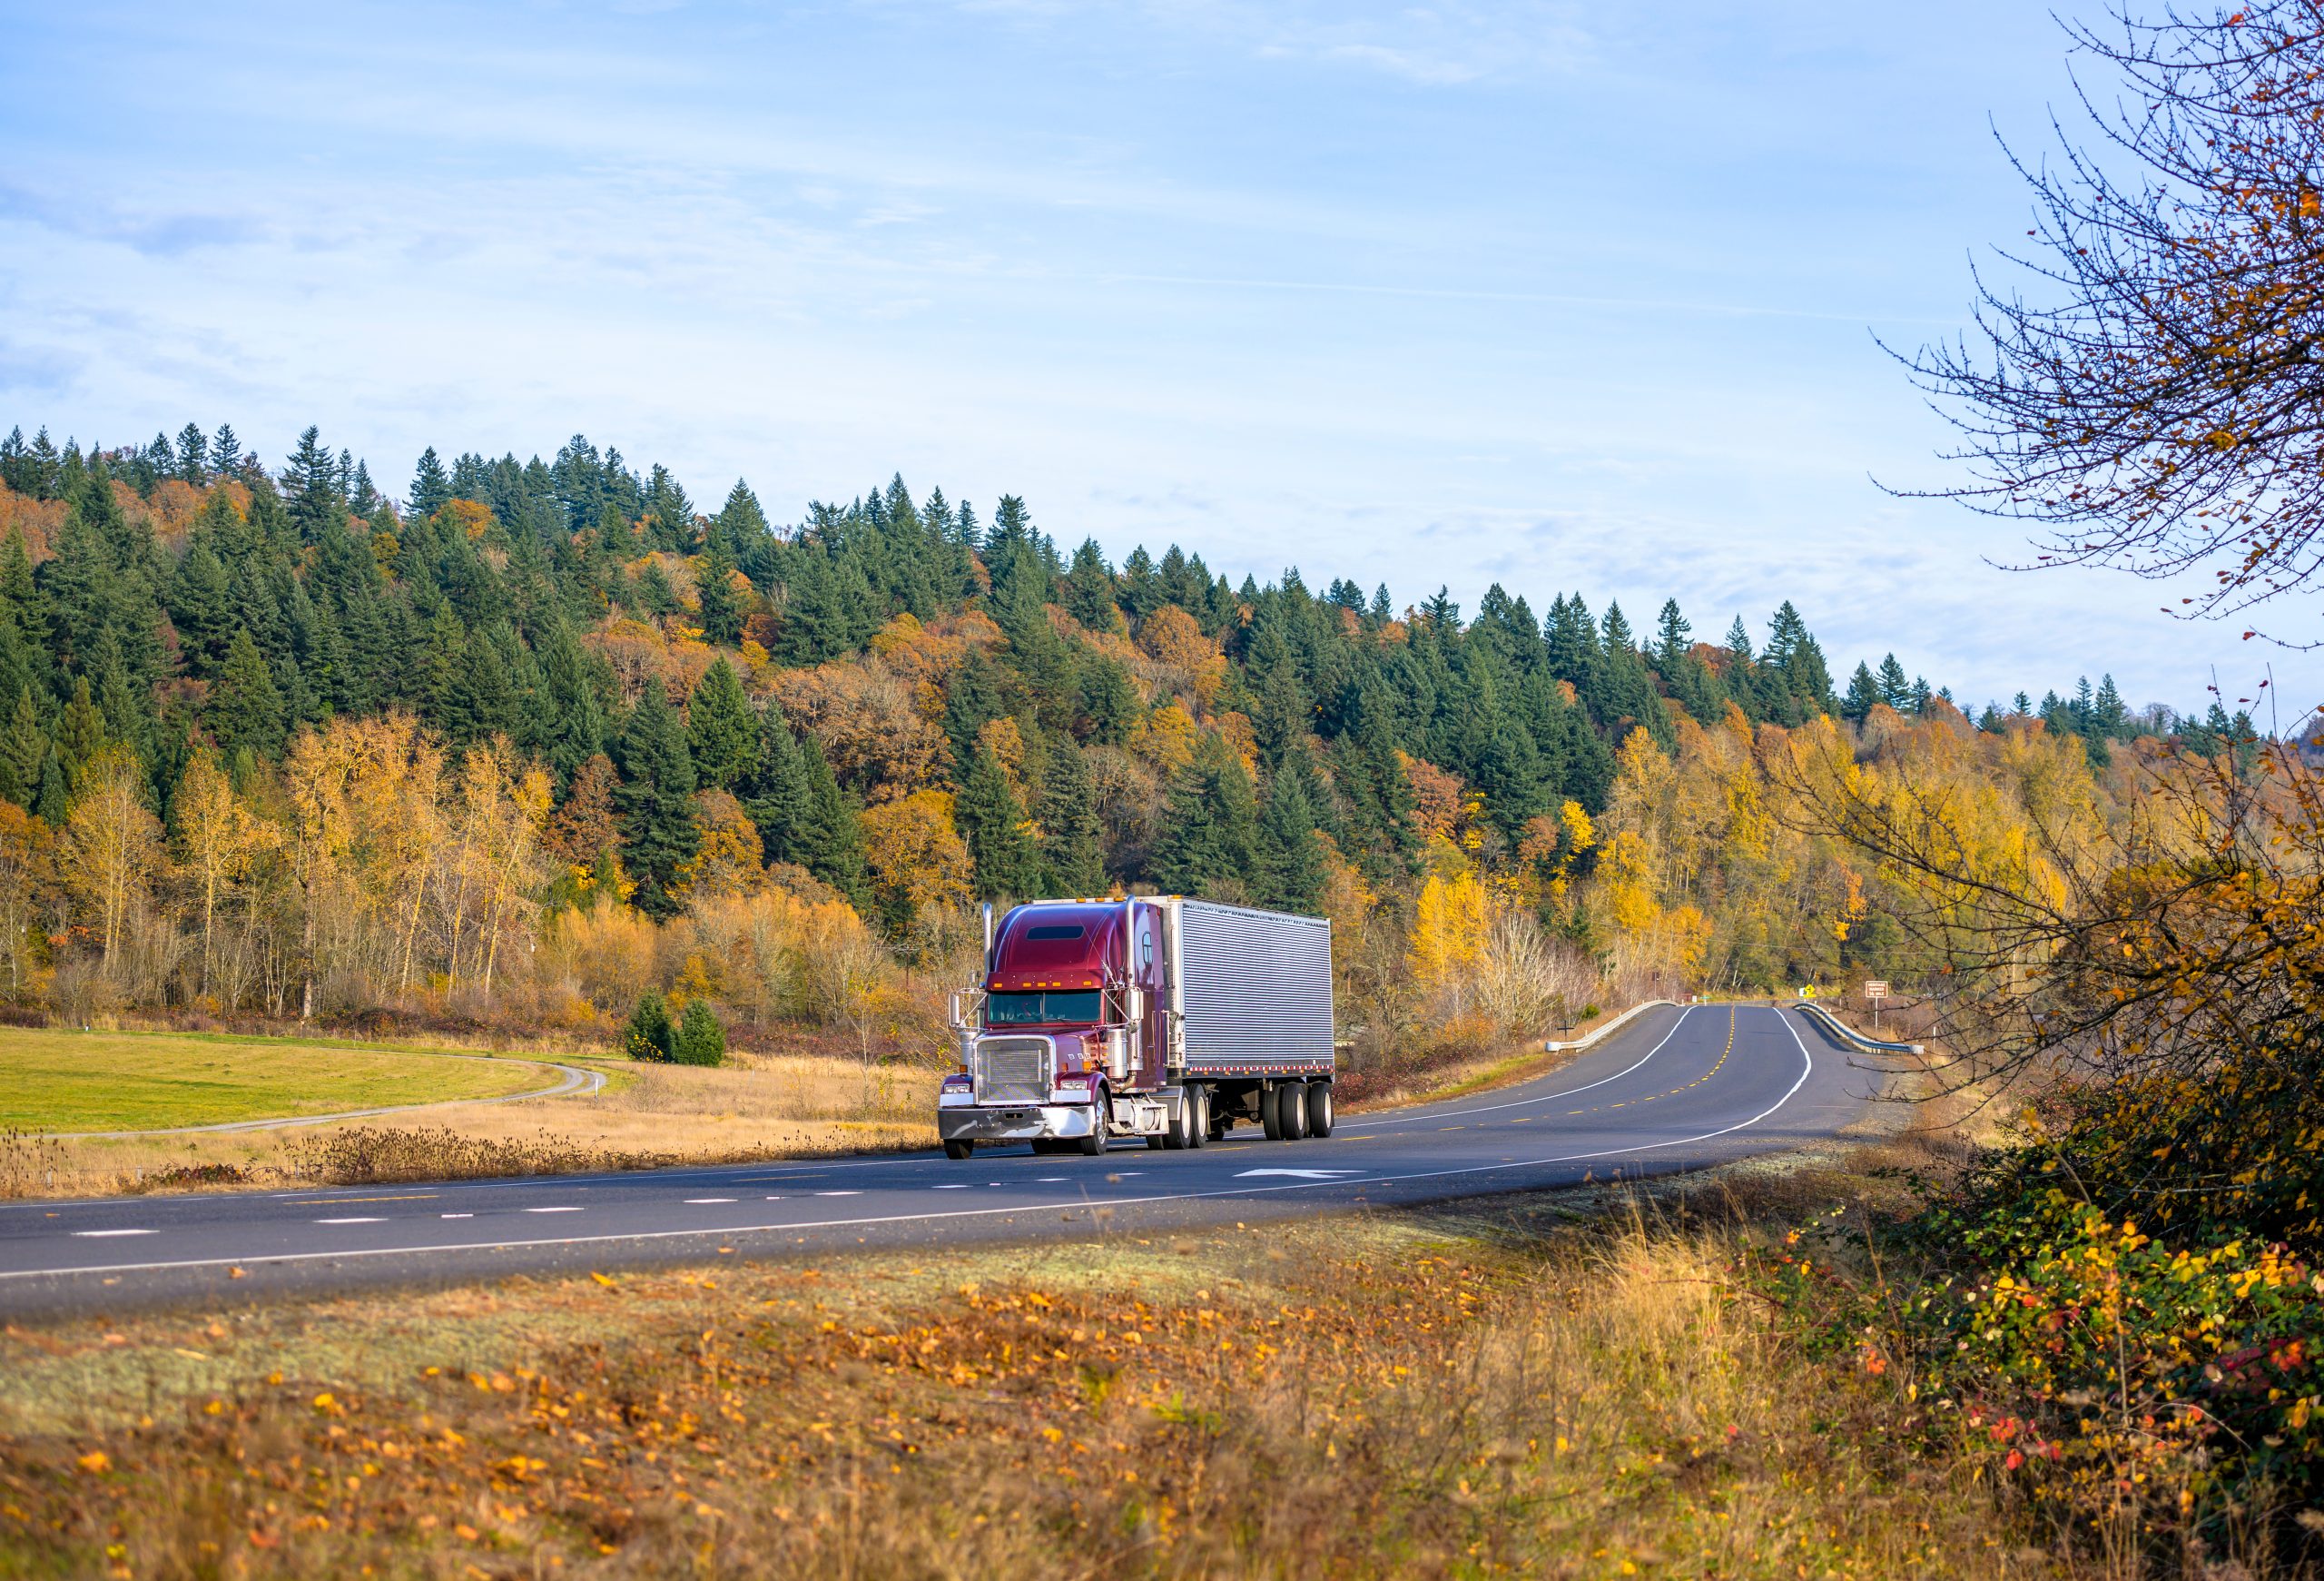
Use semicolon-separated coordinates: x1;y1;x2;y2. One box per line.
623;992;675;1062
672;999;726;1067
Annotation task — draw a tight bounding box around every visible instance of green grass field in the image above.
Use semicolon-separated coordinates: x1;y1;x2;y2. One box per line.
0;1029;550;1132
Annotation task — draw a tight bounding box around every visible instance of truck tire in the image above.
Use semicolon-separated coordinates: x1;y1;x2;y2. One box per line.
1278;1082;1310;1141
1260;1084;1284;1140
1161;1091;1190;1151
1305;1081;1334;1139
1189;1085;1210;1149
1078;1091;1108;1156
944;1140;974;1161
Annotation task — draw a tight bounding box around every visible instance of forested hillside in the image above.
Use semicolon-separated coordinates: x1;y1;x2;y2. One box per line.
0;420;2209;1053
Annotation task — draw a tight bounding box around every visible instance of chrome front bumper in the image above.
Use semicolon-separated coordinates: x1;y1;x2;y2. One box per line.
936;1102;1098;1142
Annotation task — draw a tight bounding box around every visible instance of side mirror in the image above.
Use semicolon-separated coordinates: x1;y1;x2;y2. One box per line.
945;991;968;1031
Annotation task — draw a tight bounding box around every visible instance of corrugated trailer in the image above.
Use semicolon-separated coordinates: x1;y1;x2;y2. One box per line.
1165;898;1335;1078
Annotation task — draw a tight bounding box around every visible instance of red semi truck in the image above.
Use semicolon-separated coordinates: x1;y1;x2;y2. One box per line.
938;896;1335;1158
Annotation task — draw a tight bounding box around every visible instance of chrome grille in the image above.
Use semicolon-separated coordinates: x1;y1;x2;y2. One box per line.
973;1036;1052;1105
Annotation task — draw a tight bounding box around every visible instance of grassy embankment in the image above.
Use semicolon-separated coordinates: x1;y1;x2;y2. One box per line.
0;1027;940;1200
0;1112;2084;1581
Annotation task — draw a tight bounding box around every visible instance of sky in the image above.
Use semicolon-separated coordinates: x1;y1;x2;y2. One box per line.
0;0;2309;722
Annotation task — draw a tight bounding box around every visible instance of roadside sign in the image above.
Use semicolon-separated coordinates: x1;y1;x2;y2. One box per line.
1863;979;1890;1001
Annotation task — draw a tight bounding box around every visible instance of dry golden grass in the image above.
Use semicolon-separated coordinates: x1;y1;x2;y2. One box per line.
1;1051;941;1199
0;1125;2211;1579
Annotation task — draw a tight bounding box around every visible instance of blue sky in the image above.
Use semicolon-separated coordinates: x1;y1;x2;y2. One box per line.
0;0;2307;720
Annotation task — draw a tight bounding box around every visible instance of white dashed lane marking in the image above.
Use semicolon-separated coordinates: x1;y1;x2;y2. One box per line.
525;1207;584;1214
440;1213;472;1220
684;1198;736;1205
932;1184;971;1191
71;1229;154;1238
316;1217;383;1225
814;1191;861;1197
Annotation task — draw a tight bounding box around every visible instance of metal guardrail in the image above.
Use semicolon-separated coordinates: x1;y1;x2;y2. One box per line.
1798;1001;1924;1054
1543;999;1679;1052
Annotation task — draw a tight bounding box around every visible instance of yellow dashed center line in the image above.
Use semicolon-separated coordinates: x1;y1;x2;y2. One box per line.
1523;1006;1738;1124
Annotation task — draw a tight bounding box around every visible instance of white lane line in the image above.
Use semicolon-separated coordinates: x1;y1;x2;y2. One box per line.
932;1184;972;1190
1357;1005;1697;1128
316;1217;383;1225
13;1017;1819;1284
684;1198;737;1204
1034;1177;1068;1182
525;1206;583;1214
71;1229;154;1238
441;1213;473;1219
1236;1169;1364;1180
813;1191;861;1197
763;1195;783;1201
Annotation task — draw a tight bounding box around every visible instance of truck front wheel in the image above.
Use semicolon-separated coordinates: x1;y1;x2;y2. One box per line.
944;1140;974;1161
1078;1090;1109;1156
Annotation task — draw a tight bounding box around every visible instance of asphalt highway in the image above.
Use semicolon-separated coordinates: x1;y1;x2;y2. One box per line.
0;1003;1879;1318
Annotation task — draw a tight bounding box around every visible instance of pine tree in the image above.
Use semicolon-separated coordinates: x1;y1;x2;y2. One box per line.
956;746;1040;899
796;735;870;908
174;423;208;484
1651;598;1692;672
283;426;343;540
1076;652;1137;746
1039;742;1105;894
742;710;812;863
209;424;245;479
694;539;745;645
1153;733;1258;898
0;687;42;808
672;999;726;1066
1253;767;1325;912
624;991;676;1062
1842;662;1881;723
1063;539;1119;632
409;447;452;520
1876;654;1913;711
612;684;700;920
208;629;285;760
685;658;759;790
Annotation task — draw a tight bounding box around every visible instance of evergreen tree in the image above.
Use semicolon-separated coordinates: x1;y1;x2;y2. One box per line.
1039;743;1105;894
409;447;452;520
741;708;812;862
612;684;700;920
1063;539;1120;631
624;991;676;1062
283;426;343;540
0;687;42;807
1152;733;1259;898
1253;767;1325;912
956;746;1041;899
694;540;745;645
1651;598;1692;671
1842;662;1882;723
672;999;726;1066
174;423;208;484
209;424;245;479
1876;654;1914;711
207;628;286;760
795;735;870;908
684;658;759;789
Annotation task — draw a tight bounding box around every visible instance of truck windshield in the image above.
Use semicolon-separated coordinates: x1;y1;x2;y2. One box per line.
985;991;1101;1025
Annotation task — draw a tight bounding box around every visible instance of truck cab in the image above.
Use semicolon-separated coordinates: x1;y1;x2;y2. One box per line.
939;899;1177;1157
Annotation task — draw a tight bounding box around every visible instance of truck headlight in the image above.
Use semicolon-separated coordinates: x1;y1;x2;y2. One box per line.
939;1073;974;1107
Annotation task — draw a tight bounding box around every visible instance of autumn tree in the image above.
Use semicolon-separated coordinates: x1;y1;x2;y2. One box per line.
62;744;162;970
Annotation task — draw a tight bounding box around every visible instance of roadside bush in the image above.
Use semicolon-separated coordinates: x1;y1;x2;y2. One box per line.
672;998;725;1066
623;991;675;1062
1765;1038;2324;1557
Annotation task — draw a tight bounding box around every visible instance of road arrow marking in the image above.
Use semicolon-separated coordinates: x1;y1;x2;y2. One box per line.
1234;1169;1365;1180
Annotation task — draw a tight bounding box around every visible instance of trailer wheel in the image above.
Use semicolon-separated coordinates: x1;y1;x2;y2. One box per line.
1305;1081;1334;1139
1278;1081;1311;1141
944;1140;974;1161
1259;1084;1284;1140
1188;1085;1210;1149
